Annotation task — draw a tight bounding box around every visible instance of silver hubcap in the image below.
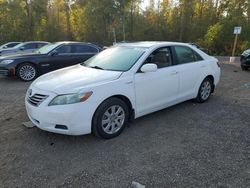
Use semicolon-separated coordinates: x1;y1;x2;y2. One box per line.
101;105;125;134
19;65;36;81
201;81;211;100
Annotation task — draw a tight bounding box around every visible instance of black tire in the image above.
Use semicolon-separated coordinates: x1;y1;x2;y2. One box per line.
92;98;129;139
195;78;213;103
241;65;248;71
17;63;37;81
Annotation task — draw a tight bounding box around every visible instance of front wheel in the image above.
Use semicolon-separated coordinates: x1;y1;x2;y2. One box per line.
92;98;129;139
241;65;248;71
17;63;37;81
195;78;213;103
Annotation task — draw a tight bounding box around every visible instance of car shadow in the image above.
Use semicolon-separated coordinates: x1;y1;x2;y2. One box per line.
0;76;27;82
28;99;199;144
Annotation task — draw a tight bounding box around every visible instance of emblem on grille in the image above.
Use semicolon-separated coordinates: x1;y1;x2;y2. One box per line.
28;89;32;97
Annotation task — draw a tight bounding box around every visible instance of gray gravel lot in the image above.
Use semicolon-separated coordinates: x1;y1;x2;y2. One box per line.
0;62;250;188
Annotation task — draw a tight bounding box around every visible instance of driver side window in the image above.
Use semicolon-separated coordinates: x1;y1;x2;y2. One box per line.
56;45;71;54
145;47;172;68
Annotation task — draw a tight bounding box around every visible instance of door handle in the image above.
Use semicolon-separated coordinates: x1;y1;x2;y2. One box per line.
170;71;178;75
201;65;207;68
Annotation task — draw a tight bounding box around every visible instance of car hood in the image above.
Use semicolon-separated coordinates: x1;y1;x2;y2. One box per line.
0;53;45;60
32;64;123;94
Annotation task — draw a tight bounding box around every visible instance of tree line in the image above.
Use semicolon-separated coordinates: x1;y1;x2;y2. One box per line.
0;0;250;55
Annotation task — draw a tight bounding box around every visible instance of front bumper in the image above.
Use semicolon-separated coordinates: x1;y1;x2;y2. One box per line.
241;62;250;67
25;87;95;136
240;56;250;67
0;67;15;76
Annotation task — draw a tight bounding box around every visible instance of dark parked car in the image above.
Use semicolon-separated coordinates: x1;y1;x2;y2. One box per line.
0;42;22;49
240;49;250;70
0;42;102;81
0;41;49;56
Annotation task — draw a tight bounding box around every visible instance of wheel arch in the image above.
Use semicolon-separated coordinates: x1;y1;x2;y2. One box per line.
16;61;39;76
204;75;215;93
98;94;134;120
111;95;135;121
196;74;215;97
91;94;135;132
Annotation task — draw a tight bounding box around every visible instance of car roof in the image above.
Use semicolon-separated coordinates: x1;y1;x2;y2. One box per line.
0;42;21;47
53;41;102;49
116;41;212;60
116;41;192;48
22;41;50;44
5;42;21;44
55;41;99;45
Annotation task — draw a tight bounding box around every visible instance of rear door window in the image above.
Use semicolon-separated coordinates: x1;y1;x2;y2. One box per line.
174;46;203;64
86;46;98;53
72;44;98;53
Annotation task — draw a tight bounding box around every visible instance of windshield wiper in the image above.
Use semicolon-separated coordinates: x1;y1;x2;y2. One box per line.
90;66;104;70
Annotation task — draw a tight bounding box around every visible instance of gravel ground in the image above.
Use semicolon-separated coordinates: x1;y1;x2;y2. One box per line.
0;62;250;188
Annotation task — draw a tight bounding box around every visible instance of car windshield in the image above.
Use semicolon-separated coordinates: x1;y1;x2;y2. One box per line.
36;43;59;54
83;46;146;72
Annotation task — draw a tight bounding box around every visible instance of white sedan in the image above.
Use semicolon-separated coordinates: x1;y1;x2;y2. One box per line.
25;42;220;139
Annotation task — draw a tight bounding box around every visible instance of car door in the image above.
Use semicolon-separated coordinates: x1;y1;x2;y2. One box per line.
71;44;99;64
173;45;205;100
51;44;75;70
134;47;179;116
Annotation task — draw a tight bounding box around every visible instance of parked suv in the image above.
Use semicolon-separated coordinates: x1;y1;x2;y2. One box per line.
0;41;102;81
240;49;250;70
0;41;49;56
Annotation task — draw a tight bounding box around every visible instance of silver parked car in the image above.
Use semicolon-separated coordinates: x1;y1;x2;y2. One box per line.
0;41;49;56
0;42;22;50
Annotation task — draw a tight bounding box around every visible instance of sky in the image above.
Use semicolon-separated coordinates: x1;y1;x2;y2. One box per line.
140;0;168;10
141;0;179;10
141;0;151;10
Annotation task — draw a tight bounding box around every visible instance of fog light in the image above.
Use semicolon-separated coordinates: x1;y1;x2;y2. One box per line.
55;124;68;130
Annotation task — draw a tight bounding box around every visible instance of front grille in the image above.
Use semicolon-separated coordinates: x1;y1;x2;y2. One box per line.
28;94;49;106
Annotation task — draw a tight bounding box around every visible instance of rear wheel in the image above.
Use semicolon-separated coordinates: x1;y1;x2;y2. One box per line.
93;98;129;139
17;63;37;81
195;78;213;103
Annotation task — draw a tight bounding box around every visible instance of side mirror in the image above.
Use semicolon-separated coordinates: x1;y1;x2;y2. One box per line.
2;46;7;49
20;47;24;50
140;63;157;73
50;50;58;56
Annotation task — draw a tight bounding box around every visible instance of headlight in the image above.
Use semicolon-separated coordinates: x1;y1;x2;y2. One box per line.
49;91;93;106
0;59;14;64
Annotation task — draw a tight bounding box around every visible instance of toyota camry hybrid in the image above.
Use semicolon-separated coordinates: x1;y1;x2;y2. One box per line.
25;42;221;139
